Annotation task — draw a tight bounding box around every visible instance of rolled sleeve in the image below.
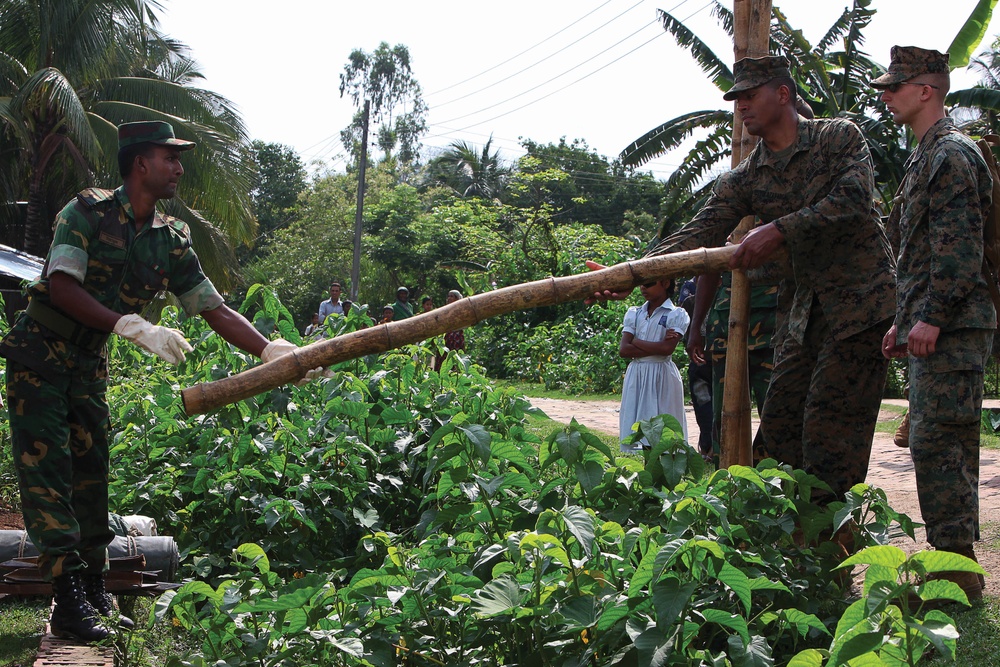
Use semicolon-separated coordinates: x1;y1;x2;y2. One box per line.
45;244;88;283
177;277;224;316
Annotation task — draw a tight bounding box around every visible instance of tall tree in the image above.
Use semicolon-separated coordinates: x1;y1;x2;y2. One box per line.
241;141;307;261
423;136;509;199
338;42;428;167
0;0;255;290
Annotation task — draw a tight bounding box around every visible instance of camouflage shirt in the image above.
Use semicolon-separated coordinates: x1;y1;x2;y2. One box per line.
1;186;223;372
653;117;896;343
887;117;996;340
706;273;779;352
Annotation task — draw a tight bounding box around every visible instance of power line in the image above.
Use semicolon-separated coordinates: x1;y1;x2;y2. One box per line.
431;19;662;128
427;30;667;139
432;0;648;109
425;0;615;97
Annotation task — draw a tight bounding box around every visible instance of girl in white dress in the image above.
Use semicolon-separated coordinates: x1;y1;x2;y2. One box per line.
619;278;690;452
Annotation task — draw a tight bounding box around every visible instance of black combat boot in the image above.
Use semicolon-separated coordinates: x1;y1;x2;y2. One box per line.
83;572;135;630
50;572;114;643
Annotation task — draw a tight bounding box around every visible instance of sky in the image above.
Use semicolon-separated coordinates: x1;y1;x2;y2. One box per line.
156;0;1000;179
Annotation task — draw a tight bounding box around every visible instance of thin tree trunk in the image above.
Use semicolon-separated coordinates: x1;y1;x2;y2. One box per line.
720;0;772;469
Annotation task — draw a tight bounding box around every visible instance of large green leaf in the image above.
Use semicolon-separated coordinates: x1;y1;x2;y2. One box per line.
948;0;999;68
471;576;522;616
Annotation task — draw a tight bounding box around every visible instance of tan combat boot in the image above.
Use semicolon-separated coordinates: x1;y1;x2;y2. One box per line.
893;410;910;448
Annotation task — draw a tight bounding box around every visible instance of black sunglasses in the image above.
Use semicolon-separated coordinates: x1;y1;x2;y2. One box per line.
641;281;656;288
884;81;940;93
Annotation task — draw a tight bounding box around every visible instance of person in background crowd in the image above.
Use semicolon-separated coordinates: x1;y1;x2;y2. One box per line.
421;295;434;313
392;287;414;320
318;282;351;322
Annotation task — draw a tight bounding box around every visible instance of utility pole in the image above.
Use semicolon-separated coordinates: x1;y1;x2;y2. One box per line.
350;99;370;302
720;0;772;468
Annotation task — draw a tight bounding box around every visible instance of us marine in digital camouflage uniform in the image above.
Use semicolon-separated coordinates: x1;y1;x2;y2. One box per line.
593;56;895;511
0;121;317;643
874;46;995;601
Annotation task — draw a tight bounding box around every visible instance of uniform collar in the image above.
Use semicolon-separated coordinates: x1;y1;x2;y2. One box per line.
754;117;814;169
114;185;170;229
915;117;956;153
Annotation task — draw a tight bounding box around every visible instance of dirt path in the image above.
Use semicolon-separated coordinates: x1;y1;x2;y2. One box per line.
530;397;1000;595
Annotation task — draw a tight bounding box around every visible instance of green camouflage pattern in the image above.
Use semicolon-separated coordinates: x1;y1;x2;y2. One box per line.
710;347;773;458
908;328;992;549
871;45;950;88
653;117;896;344
887;118;996;338
0;186;221;579
706;273;780;352
762;302;890;503
5;360;113;580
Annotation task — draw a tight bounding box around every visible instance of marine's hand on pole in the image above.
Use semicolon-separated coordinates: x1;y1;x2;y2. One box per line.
113;313;193;365
583;260;635;305
729;222;785;270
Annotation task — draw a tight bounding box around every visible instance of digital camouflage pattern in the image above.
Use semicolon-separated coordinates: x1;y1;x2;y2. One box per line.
723;55;792;101
886;116;995;551
654;117;895;344
653;117;895;501
0;186;222;579
870;45;950;88
888;118;996;338
762;303;889;503
908;329;991;549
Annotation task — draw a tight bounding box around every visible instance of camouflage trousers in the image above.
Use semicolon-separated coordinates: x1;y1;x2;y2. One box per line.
688;359;713;455
5;360;113;580
710;347;774;458
908;328;992;550
761;304;891;505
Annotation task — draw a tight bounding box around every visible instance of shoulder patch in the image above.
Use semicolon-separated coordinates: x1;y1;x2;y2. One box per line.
76;188;115;209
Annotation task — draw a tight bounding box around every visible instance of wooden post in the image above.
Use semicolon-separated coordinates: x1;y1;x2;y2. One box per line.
349;99;370;302
719;0;772;468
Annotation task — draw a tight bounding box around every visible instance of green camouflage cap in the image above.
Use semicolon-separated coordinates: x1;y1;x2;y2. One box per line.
723;55;791;101
871;46;950;88
118;121;196;152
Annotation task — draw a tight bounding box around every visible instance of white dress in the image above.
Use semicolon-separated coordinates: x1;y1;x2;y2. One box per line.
619;299;690;452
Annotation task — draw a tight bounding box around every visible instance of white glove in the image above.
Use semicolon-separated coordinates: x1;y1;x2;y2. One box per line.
113;314;193;365
261;338;329;385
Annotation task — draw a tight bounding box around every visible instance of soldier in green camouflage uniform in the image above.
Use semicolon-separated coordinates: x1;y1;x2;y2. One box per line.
0;121;310;642
648;56;896;504
874;46;995;600
688;272;779;461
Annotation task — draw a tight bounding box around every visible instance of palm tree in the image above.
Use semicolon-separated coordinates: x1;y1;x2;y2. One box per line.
0;0;255;290
424;136;509;199
621;0;995;234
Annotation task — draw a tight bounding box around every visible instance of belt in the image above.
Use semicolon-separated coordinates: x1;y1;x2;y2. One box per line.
25;299;109;353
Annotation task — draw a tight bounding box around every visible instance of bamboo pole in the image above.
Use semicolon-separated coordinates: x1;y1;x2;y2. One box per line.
182;245;742;416
719;0;772;468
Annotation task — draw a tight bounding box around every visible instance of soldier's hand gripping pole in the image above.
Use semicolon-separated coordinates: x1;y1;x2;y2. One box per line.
181;245;740;415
